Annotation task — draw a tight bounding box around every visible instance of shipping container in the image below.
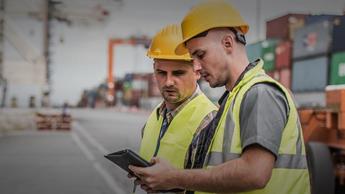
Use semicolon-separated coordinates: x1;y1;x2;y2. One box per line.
279;68;291;89
131;90;141;107
124;73;134;82
266;71;279;81
261;39;279;72
266;14;307;40
132;79;148;91
332;16;345;52
275;40;292;69
305;14;336;25
115;80;124;92
293;92;326;107
148;73;160;97
293;20;333;59
266;71;274;78
330;51;345;85
292;56;329;92
266;69;291;89
246;42;262;62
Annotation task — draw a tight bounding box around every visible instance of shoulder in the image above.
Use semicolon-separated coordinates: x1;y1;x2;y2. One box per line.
242;82;289;111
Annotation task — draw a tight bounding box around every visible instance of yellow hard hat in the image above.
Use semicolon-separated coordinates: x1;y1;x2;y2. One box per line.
176;0;249;55
147;24;192;61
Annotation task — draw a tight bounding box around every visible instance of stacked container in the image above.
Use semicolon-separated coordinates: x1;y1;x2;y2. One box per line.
246;39;279;72
273;40;293;89
292;56;329;92
261;14;308;90
266;14;307;40
148;73;160;97
248;14;345;107
332;16;345;53
261;39;279;72
118;73;161;108
292;19;334;60
330;51;345;85
305;14;336;25
330;16;345;86
291;16;337;107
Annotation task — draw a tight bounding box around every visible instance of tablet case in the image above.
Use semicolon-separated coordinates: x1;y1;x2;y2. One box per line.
104;149;151;174
105;149;184;193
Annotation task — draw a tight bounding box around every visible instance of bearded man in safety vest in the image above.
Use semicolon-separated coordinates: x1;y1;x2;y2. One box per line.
133;24;217;193
129;1;311;194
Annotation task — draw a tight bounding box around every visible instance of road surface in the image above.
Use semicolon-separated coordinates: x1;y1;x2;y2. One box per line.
0;108;148;194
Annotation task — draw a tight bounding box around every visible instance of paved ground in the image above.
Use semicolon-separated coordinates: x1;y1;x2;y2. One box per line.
0;108;149;194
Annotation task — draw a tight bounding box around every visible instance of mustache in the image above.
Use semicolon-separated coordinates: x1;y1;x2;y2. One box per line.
162;86;178;92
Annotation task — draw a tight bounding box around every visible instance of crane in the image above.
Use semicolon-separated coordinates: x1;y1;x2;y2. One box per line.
106;36;150;106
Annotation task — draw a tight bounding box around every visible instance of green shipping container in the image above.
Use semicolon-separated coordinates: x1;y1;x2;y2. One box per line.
261;39;279;71
330;51;345;85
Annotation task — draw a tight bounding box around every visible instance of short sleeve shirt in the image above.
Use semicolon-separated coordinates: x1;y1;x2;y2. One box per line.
239;83;289;158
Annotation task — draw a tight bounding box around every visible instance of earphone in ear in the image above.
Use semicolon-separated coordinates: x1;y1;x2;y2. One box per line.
229;28;247;45
235;31;247;45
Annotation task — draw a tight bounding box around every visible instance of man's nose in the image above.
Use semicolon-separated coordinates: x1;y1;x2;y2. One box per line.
166;74;174;86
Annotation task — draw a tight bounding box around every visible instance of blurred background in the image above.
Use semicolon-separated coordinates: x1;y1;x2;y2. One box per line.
0;0;345;194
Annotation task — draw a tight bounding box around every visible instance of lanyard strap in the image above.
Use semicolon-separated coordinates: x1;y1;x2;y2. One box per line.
184;92;229;194
153;110;169;157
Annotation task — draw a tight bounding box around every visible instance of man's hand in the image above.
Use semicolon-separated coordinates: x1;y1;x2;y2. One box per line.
129;157;181;191
127;172;154;193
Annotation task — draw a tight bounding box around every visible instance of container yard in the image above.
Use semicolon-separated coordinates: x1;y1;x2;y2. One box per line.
246;13;345;194
1;1;345;194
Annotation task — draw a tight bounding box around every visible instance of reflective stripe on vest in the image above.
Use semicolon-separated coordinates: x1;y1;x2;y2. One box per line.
196;60;311;194
139;93;217;169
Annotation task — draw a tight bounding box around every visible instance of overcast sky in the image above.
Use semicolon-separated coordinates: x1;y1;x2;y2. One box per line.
4;0;345;106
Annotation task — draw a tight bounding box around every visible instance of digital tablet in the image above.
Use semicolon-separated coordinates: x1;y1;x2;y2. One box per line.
105;149;184;193
104;149;151;176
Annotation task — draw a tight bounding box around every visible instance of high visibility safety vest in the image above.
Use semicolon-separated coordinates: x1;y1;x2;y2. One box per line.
196;60;311;194
140;93;217;169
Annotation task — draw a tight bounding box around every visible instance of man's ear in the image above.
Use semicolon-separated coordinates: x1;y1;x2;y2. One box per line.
222;34;235;54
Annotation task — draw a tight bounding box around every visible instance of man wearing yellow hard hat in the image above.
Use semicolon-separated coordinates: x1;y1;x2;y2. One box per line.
130;1;311;194
133;24;217;193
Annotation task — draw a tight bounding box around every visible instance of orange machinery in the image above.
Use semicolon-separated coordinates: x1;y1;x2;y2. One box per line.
299;86;345;192
107;37;150;106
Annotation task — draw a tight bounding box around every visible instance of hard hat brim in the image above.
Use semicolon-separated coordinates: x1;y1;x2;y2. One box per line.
175;41;189;56
147;52;192;61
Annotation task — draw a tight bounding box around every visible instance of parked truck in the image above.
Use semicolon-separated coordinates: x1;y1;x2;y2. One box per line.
299;85;345;194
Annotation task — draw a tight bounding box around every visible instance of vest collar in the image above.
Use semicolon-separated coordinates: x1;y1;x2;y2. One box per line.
231;59;264;94
218;59;264;105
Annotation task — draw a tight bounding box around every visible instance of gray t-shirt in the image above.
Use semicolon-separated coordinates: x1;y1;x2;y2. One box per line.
239;83;289;158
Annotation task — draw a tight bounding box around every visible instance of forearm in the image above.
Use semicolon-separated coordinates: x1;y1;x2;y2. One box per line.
174;158;261;193
129;146;274;193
